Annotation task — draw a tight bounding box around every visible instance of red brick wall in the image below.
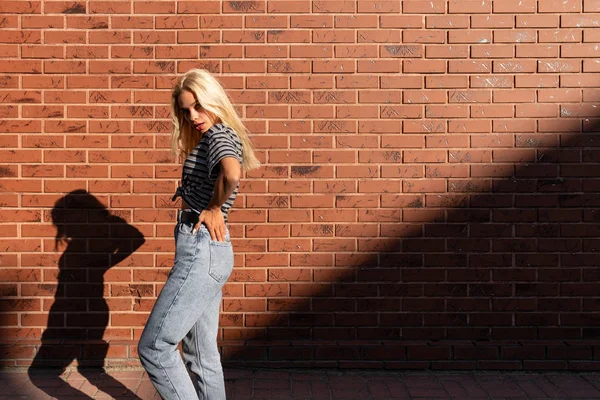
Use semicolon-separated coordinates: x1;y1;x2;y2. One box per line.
3;0;600;370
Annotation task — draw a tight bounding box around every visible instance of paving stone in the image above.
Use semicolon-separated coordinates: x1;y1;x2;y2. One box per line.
5;369;600;399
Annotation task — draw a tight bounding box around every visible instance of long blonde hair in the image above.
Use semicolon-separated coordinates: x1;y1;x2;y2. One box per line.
170;69;261;171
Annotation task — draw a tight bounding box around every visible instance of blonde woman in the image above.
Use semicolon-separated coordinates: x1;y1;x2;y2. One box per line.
138;69;260;400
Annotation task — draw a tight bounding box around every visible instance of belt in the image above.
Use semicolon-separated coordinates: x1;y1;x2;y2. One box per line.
177;210;199;224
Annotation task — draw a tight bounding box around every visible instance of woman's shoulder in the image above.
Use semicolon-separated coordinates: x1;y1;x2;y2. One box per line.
206;123;239;142
204;122;234;136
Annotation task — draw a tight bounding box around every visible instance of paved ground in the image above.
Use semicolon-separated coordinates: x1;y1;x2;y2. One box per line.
3;368;600;399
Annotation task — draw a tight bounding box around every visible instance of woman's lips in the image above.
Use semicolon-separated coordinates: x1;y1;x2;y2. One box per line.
195;123;203;130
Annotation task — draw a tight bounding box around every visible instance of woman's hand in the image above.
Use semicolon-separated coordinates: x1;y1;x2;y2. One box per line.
196;207;225;241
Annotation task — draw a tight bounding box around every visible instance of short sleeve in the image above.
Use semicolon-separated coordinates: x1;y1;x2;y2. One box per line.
207;128;242;175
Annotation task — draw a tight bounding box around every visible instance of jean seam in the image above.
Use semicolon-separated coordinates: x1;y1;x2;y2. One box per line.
150;233;199;400
150;345;180;400
194;322;208;399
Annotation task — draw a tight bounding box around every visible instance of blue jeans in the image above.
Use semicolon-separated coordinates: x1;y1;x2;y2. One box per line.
138;220;233;400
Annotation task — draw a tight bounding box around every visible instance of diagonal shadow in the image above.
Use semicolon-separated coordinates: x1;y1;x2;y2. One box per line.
222;114;600;368
27;190;145;399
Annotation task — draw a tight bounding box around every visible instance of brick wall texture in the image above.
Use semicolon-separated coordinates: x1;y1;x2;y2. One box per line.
2;0;600;371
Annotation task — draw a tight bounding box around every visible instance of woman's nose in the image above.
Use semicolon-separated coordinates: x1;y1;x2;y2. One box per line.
189;109;200;121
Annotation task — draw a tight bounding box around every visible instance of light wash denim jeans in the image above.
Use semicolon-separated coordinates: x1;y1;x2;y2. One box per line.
139;220;233;400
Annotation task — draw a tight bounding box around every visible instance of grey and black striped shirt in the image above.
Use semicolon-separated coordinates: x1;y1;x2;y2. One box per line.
173;123;243;221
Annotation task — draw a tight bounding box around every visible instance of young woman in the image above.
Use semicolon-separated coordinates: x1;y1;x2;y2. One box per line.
138;69;260;400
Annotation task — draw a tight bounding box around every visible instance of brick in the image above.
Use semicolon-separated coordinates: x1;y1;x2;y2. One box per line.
403;120;446;134
472;15;515;29
494;0;536;13
516;75;559;88
449;30;492;44
261;30;301;44
403;30;445;44
289;44;332;58
516;15;559;28
311;60;354;74
470;75;513;88
538;60;581;73
539;29;583;43
313;0;355;13
562;44;600;58
449;90;491;103
382;44;423;58
516;44;560;58
426;76;469;89
314;30;355;43
539;0;582;12
449;0;492;13
583;88;600;101
494;29;536;43
357;1;400;13
449;60;491;73
404;60;446;73
265;60;309;74
335;44;378;58
1;2;42;13
336;15;379;28
425;105;468;119
402;90;444;104
585;0;600;11
516;103;559;118
403;1;444;13
338;75;380;88
314;91;356;104
428;16;469;30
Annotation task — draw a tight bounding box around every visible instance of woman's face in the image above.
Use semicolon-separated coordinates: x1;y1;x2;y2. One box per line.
178;90;219;134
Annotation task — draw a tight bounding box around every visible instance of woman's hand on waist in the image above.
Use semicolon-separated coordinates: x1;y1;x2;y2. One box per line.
196;207;225;242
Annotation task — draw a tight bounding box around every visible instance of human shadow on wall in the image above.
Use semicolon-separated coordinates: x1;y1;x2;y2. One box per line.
223;116;600;368
27;190;144;399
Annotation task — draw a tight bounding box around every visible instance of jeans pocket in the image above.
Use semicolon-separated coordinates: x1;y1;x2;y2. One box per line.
208;240;234;283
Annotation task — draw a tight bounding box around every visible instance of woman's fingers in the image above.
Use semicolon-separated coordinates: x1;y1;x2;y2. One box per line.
200;209;226;241
215;222;226;242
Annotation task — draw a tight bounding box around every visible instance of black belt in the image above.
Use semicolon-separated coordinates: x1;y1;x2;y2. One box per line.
178;210;199;224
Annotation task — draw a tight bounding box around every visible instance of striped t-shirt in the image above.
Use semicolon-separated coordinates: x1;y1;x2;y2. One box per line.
173;123;243;221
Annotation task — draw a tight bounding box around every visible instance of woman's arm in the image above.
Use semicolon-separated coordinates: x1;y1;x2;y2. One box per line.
196;156;241;241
